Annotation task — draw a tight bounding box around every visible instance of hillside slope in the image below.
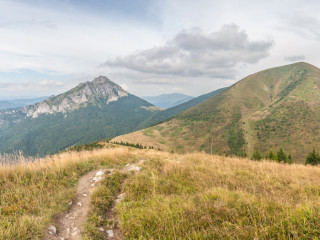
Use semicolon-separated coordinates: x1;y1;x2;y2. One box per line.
136;87;227;130
114;62;320;162
0;76;159;156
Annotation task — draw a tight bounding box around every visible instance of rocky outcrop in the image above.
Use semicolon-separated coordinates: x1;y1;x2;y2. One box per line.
25;76;128;118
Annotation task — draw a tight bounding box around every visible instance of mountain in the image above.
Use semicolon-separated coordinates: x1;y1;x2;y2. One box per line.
113;62;320;162
141;93;193;108
0;97;47;110
136;87;227;130
0;76;159;156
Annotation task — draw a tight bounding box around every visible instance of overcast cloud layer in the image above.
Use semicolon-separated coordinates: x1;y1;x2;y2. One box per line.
1;0;320;98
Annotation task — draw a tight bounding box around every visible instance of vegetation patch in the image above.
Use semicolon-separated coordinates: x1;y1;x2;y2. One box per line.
83;172;127;240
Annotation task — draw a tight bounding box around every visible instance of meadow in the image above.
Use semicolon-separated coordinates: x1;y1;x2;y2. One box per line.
1;145;320;239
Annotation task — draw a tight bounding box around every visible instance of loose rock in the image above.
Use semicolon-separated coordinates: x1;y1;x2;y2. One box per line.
115;193;126;203
107;229;114;238
48;225;57;235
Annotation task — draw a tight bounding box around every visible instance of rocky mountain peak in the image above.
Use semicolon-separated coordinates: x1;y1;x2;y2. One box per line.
24;76;128;118
78;76;128;99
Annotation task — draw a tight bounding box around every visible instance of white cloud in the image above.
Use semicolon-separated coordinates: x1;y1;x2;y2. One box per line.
0;0;162;74
105;24;273;79
2;0;320;98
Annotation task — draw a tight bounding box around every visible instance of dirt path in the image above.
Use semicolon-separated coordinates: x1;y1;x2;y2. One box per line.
44;169;111;240
44;160;144;240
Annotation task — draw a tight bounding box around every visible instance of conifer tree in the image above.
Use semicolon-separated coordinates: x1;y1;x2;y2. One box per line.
277;148;288;163
266;149;277;161
251;149;263;161
306;148;320;165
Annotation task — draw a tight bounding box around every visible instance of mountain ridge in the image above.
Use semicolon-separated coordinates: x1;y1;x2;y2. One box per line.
0;76;130;127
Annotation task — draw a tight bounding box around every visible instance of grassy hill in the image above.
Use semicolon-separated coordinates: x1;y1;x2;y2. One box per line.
114;62;320;162
1;145;320;239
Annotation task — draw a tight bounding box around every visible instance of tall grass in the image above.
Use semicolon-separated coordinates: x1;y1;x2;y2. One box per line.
0;147;134;239
0;151;36;166
117;151;320;239
2;146;320;239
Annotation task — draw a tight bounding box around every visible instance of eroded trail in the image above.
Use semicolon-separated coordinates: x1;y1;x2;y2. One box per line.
44;169;111;240
44;160;144;240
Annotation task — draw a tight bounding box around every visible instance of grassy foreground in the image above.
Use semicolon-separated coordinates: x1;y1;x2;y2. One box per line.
0;147;134;239
1;146;320;239
117;150;320;239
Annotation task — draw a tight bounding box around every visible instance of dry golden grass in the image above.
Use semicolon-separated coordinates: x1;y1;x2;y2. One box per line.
117;150;320;239
0;147;135;240
1;146;320;239
112;130;168;151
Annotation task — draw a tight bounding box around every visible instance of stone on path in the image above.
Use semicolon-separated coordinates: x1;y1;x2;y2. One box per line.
107;229;114;238
48;225;57;235
115;193;126;203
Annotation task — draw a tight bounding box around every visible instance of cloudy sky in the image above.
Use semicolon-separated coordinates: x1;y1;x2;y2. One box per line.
0;0;320;99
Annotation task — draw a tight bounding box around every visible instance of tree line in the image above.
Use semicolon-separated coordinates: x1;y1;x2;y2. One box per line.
251;147;320;165
112;141;160;150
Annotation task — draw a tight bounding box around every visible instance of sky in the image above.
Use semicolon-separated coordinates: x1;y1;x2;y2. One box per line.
0;0;320;99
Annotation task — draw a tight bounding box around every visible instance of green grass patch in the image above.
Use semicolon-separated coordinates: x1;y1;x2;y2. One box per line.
83;172;127;240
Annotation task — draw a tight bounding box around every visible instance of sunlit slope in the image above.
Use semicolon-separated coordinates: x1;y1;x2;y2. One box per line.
114;62;320;162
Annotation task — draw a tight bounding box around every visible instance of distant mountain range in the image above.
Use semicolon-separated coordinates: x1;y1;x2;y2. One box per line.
0;97;47;110
141;93;193;108
114;62;320;163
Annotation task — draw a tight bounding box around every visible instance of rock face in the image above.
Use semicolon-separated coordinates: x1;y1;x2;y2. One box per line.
0;76;129;125
26;76;128;118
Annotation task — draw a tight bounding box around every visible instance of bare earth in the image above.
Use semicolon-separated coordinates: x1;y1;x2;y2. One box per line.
44;161;144;240
44;169;108;240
